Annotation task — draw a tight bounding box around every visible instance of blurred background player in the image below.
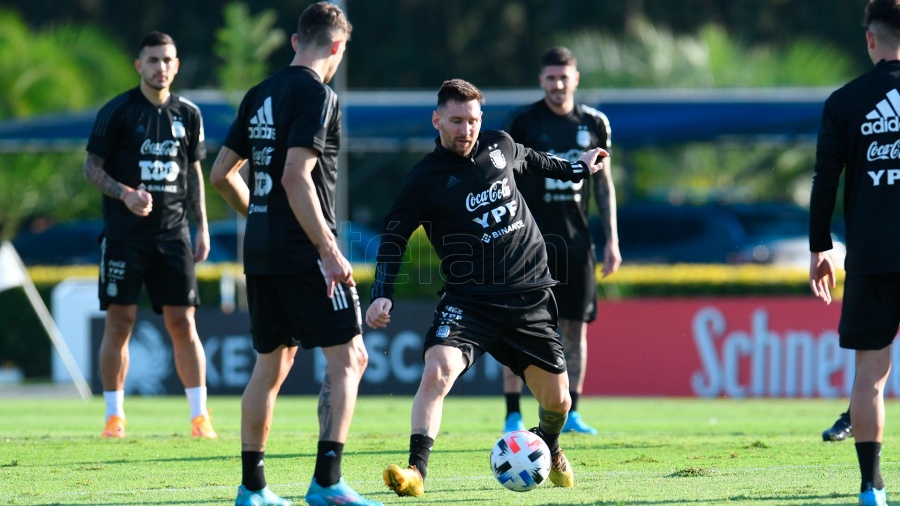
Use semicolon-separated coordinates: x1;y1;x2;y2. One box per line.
211;3;380;505
500;46;621;435
809;1;900;504
83;31;216;440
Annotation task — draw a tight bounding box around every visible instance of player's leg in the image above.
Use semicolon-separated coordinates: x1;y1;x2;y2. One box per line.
506;287;573;487
150;237;214;437
851;347;891;506
384;344;467;497
98;303;136;438
523;365;574;487
501;365;525;432
161;305;215;438
306;334;383;506
839;272;900;506
555;252;599;435
237;344;297;506
559;318;597;434
236;275;296;506
97;236;145;438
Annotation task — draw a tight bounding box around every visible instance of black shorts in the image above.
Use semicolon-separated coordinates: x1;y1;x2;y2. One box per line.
423;288;566;377
99;234;199;314
246;272;363;354
547;251;597;322
839;272;900;350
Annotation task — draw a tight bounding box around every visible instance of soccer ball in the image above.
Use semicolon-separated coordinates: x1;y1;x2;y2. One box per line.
490;429;551;492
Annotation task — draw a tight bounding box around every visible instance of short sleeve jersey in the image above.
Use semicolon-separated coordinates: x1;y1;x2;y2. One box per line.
223;66;341;275
86;88;206;239
810;59;900;274
504;100;610;259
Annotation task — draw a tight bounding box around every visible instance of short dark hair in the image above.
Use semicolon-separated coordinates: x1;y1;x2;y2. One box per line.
297;1;352;48
437;79;485;108
138;31;175;56
866;0;900;45
541;46;577;69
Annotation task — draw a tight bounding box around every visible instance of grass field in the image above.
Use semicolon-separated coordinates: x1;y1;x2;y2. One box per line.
0;395;895;505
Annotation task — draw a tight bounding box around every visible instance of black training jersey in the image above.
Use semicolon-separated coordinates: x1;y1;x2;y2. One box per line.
87;88;206;239
223;66;341;275
810;59;900;275
371;130;591;302
504;100;610;259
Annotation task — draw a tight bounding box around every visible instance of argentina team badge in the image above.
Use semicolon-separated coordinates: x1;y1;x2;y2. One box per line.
576;126;591;148
172;118;186;139
489;144;507;169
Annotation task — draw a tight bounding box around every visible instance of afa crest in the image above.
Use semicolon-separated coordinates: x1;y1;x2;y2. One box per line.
489;144;507;169
576;126;591;148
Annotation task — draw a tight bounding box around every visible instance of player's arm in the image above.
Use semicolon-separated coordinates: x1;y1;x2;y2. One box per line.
808;98;844;305
83;151;152;217
186;160;209;262
516;140;607;180
592;154;621;277
210;146;250;217
281;146;353;298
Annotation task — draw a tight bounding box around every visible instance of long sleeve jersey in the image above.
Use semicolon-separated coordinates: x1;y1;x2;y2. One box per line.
371;130;591;302
810;59;900;274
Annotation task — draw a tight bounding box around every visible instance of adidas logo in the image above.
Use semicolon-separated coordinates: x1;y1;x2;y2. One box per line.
861;89;900;136
257;460;265;467
248;97;276;140
446;175;461;188
324;450;337;457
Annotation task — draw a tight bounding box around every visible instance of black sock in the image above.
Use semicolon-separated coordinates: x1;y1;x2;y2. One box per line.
241;451;266;491
313;441;344;488
569;391;580;413
409;434;434;479
856;442;884;492
505;393;521;418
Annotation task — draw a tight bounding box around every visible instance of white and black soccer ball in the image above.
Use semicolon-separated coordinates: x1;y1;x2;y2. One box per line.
490;429;551;492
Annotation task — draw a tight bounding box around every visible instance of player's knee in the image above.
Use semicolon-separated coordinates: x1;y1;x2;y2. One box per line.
165;320;197;346
420;362;457;396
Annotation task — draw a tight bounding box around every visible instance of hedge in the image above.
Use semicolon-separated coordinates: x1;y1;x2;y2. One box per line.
2;262;839;379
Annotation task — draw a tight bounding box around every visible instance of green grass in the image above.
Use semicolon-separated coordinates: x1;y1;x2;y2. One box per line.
0;396;893;505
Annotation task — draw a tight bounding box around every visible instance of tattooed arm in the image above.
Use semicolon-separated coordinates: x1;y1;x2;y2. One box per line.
187;160;210;262
83;152;152;217
592;155;621;277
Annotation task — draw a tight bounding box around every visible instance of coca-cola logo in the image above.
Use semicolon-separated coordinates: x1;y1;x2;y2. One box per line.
866;140;900;161
140;139;179;157
465;178;510;212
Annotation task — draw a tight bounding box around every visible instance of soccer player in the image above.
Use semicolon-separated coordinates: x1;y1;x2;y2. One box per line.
809;1;900;504
210;3;380;506
367;78;608;497
83;31;216;440
500;46;620;435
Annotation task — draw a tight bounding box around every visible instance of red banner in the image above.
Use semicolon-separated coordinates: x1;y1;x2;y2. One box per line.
584;297;899;398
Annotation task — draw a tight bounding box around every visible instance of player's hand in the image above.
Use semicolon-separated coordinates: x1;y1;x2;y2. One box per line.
193;227;210;263
602;240;622;277
318;244;355;299
123;188;153;217
366;297;393;329
809;251;836;305
578;147;609;175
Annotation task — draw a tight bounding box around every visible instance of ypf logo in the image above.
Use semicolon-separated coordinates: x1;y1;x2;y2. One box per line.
254;171;273;196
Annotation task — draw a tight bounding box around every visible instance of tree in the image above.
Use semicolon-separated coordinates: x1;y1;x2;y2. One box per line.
555;19;856;206
213;2;285;103
0;9;133;118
